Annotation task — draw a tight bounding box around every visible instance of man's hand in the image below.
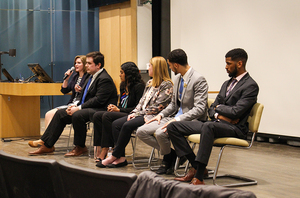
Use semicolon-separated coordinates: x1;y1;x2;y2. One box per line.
66;106;79;116
161;118;176;133
146;114;162;124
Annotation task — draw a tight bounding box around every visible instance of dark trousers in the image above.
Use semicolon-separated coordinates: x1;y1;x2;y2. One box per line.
112;116;145;158
41;108;101;148
93;111;128;147
168;120;244;165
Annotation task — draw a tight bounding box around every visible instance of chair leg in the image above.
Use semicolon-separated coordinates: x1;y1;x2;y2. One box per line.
131;133;159;169
174;157;190;177
88;129;94;158
66;124;73;152
174;142;197;177
209;145;257;187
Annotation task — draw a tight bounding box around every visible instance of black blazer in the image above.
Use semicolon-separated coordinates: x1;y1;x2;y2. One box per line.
118;82;145;113
79;69;118;109
208;73;259;136
61;72;90;104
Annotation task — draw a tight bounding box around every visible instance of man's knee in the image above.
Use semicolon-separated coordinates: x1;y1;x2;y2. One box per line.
201;122;215;139
155;129;168;140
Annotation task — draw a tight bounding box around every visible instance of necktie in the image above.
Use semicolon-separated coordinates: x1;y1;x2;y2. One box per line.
175;78;184;118
80;77;92;105
226;78;237;96
179;78;184;99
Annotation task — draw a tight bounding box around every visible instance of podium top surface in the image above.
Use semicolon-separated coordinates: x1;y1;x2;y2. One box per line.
0;82;63;96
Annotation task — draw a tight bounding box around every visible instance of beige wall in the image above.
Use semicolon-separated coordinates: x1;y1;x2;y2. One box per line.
99;0;137;93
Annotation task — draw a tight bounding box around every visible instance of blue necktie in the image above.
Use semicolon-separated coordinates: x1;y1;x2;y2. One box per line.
175;78;184;118
80;77;92;105
179;78;184;99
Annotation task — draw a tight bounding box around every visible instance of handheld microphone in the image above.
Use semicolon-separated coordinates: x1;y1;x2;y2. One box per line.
63;66;75;80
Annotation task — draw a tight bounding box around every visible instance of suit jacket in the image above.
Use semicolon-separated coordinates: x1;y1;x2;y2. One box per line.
209;73;259;136
79;69;118;109
118;82;145;113
131;79;173;121
61;72;90;104
160;68;208;121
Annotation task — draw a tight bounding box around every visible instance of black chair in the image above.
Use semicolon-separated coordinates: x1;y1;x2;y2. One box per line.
58;160;137;198
0;150;66;198
0;163;9;198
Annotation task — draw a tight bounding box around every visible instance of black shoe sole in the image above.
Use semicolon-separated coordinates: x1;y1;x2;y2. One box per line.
96;161;106;168
106;160;128;168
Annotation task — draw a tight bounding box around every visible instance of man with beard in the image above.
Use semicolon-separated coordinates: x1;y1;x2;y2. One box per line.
136;49;208;175
167;48;259;185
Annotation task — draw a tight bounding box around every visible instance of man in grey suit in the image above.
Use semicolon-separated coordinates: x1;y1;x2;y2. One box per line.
136;49;208;174
168;48;259;185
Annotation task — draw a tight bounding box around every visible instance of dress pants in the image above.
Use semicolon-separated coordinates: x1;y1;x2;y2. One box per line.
167;120;245;165
93;111;128;147
112;116;145;158
136;117;173;155
41;108;101;148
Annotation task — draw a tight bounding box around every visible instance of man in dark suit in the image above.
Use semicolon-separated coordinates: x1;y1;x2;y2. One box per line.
168;48;259;185
29;51;118;156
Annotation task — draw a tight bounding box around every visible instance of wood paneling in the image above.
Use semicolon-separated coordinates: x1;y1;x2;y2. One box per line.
99;0;137;93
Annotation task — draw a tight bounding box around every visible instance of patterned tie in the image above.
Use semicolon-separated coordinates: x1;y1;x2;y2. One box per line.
226;78;237;96
80;76;92;105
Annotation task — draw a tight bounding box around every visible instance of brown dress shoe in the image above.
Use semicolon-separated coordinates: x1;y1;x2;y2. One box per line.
28;140;44;148
65;146;88;157
190;178;205;185
174;167;196;182
174;168;209;182
28;145;55;155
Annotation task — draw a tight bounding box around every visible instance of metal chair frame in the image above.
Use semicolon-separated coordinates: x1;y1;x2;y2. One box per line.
66;122;94;157
130;130;160;169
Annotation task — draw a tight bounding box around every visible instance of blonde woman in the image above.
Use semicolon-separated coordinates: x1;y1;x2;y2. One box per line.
97;56;173;168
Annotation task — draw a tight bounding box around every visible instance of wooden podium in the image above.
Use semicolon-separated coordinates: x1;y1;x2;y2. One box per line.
0;83;63;138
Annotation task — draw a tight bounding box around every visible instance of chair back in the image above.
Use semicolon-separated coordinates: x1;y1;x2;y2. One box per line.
58;160;137;198
247;103;264;133
0;163;8;198
207;98;214;108
0;150;65;198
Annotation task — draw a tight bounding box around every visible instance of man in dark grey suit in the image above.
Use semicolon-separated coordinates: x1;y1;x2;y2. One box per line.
136;49;208;174
168;48;259;185
29;51;118;156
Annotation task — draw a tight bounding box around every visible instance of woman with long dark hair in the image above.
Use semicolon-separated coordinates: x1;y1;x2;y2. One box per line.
93;62;145;161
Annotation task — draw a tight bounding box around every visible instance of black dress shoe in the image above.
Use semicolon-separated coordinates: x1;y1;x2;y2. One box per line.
156;161;170;174
166;166;174;175
96;161;106;168
106;160;128;168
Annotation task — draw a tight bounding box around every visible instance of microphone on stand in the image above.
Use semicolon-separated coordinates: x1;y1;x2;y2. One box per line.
63;66;75;80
